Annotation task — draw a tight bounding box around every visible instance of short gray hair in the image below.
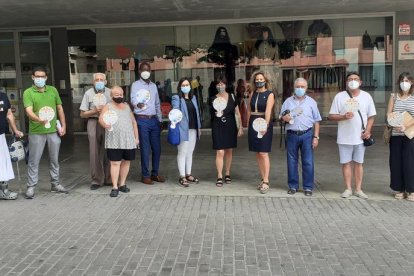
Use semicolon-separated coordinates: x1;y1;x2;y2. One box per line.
294;77;307;86
93;72;106;81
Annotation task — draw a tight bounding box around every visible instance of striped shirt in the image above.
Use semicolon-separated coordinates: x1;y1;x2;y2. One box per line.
392;93;414;136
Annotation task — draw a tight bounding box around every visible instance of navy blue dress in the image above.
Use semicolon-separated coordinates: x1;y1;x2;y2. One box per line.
248;90;273;152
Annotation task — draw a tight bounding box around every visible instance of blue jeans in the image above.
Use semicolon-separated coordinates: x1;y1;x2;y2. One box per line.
286;130;314;191
136;117;161;178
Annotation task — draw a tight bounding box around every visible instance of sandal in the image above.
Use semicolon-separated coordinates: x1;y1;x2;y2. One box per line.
394;192;405;200
216;178;223;187
257;179;263;190
0;189;18;200
186;175;199;184
407;193;414;201
119;185;130;193
178;177;189;188
110;189;119;197
224;175;232;184
259;182;269;194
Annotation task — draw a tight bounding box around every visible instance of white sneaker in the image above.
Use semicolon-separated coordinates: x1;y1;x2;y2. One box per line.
51;184;69;194
341;189;352;198
25;187;35;199
354;190;368;199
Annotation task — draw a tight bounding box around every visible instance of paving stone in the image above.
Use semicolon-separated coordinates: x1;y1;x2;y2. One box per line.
0;190;413;276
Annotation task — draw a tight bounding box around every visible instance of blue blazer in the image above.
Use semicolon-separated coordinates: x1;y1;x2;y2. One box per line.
171;95;201;142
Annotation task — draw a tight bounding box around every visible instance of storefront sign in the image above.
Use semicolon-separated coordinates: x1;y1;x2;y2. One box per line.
399;23;411;36
399;41;414;60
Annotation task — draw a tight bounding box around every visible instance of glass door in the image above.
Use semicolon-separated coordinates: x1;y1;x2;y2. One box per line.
0;32;20;131
19;31;52;90
18;31;52;132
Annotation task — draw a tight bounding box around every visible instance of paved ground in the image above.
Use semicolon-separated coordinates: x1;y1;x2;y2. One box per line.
1;128;414;276
1;194;414;276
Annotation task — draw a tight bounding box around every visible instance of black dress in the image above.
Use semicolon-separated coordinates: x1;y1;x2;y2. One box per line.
248;90;273;152
211;93;238;150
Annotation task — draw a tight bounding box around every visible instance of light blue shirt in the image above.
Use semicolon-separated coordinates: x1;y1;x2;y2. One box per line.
130;79;162;122
279;95;322;131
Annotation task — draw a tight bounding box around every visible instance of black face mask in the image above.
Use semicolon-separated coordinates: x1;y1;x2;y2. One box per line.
113;97;124;104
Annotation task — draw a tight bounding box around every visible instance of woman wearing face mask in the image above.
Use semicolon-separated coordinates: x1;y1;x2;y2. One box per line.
210;75;244;187
171;77;202;187
99;86;139;197
387;72;414;201
247;71;275;194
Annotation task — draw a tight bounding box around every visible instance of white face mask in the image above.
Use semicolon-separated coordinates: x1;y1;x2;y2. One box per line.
140;71;151;80
348;80;360;90
400;81;411;92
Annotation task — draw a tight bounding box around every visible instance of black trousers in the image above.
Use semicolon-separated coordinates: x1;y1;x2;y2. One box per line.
389;136;414;193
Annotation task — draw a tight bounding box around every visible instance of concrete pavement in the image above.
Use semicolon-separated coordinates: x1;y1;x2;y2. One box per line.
1;127;413;276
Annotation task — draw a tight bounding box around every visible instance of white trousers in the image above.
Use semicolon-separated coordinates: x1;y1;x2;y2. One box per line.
177;129;197;176
0;134;15;181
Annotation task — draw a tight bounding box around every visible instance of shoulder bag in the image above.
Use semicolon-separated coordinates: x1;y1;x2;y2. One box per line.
383;93;395;144
167;98;181;146
346;91;375;147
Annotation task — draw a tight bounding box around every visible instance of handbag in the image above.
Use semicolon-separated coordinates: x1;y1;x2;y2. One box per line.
383;93;397;144
346;91;375;147
167;123;180;145
383;125;392;144
8;135;27;162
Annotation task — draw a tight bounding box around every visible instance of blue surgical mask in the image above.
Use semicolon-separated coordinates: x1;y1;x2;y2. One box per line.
34;78;46;88
95;81;105;91
181;86;191;94
255;81;265;88
294;88;306;97
216;86;226;93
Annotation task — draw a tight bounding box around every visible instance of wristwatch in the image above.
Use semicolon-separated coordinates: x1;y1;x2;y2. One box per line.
313;136;319;140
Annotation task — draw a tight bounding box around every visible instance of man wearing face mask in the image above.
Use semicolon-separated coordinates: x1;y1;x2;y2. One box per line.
130;62;165;185
280;78;322;196
79;73;112;190
23;67;68;199
329;71;376;199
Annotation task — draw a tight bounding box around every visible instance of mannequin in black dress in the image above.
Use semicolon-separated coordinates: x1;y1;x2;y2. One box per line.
208;27;239;91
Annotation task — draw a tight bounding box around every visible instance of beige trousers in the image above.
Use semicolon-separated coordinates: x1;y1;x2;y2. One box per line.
87;119;111;185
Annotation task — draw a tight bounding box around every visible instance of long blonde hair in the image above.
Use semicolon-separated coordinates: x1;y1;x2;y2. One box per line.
250;70;272;91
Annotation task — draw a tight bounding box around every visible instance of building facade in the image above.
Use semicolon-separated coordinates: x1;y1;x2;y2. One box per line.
1;5;414;133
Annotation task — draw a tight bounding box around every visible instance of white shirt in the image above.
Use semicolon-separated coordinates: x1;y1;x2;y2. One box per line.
329;90;376;145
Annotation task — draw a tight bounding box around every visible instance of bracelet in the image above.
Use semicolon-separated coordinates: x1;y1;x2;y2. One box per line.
313;136;319;140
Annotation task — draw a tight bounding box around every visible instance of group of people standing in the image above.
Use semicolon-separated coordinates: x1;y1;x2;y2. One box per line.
1;64;413;201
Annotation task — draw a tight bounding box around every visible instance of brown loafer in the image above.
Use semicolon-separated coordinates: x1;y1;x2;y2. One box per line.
151;175;165;182
141;177;154;185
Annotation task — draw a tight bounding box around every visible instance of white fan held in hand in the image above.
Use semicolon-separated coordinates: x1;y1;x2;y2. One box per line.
289;107;304;124
168;109;183;129
252;117;268;138
344;98;360;113
213;97;227;117
38;106;55;129
387;112;404;127
102;110;118;132
93;93;107;107
136;89;151;110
